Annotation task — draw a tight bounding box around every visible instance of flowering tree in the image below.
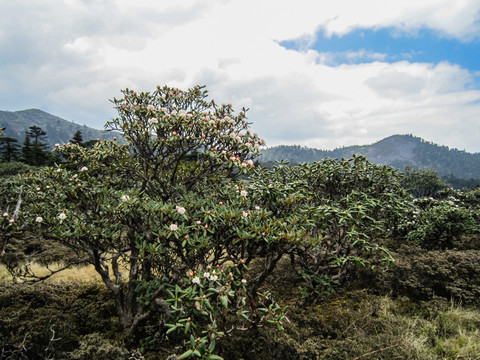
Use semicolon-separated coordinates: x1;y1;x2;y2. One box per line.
11;86;275;354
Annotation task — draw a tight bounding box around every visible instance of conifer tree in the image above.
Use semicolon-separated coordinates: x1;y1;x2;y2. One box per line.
69;130;84;146
0;136;21;162
20;125;53;166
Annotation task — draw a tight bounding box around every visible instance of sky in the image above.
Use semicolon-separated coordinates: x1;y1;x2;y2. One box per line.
1;0;480;153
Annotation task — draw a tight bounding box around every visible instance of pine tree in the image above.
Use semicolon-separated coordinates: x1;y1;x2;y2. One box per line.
69;130;84;146
0;136;21;162
20;125;52;166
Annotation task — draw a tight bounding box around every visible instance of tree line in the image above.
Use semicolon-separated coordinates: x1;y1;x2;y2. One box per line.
0;126;94;166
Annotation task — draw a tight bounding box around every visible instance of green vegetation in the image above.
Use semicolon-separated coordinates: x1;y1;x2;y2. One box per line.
260;134;480;183
0;108;119;150
1;85;480;359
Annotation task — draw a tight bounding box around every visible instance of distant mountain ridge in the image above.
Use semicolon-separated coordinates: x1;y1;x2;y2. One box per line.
260;135;480;179
0;109;118;149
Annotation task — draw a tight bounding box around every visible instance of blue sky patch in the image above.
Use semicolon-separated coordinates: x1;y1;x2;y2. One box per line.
280;27;480;72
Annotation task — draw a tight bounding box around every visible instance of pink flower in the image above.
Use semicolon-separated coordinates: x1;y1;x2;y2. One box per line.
196;221;201;225
170;224;178;231
176;206;186;215
242;211;249;217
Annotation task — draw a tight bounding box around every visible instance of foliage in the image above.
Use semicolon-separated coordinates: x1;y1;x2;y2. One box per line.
20;125;55;166
401;192;478;250
249;156;411;303
0;161;34;177
0;135;21;162
69;130;85;147
400;166;449;198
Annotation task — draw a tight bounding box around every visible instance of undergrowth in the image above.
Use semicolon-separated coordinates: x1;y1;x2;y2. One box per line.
2;256;480;359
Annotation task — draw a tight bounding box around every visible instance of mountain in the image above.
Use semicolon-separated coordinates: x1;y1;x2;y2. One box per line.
259;134;480;179
0;109;119;149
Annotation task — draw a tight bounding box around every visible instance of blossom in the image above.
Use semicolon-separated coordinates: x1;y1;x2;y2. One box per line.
196;220;201;225
150;118;159;124
176;206;186;215
121;195;130;202
147;104;156;111
35;216;43;223
242;211;249;217
80;166;88;172
255;206;260;210
192;276;200;285
2;212;8;217
203;272;210;278
247;159;254;166
209;275;218;281
240;190;248;197
241;279;247;284
58;213;67;220
170;224;178;231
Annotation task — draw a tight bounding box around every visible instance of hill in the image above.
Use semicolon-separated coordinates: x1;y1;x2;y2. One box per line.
260;134;480;179
0;109;118;149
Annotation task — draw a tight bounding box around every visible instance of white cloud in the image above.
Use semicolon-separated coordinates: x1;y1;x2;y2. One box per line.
1;0;480;152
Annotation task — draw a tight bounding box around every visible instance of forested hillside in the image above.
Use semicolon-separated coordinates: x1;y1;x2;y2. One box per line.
260;134;480;179
0;109;119;149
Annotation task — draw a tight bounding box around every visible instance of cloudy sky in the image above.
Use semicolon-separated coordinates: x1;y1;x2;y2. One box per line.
1;0;480;152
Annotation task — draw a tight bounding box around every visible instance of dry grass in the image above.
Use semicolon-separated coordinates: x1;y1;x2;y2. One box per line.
0;262;128;283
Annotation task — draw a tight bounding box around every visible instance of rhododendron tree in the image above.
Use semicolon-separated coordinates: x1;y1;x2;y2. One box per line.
6;85;283;357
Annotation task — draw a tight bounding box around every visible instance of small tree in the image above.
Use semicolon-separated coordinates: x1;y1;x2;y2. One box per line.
400;166;448;198
0;135;21;162
69;130;84;146
20;125;53;166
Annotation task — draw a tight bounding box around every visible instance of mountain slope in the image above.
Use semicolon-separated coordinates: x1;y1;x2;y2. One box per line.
260;134;480;179
0;109;118;149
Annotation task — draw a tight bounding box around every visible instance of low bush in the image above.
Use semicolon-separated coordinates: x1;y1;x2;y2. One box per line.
0;281;124;359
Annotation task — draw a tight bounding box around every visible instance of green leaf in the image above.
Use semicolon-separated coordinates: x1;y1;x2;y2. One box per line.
220;295;228;308
178;349;193;359
206;355;223;360
208;339;216;352
166;326;177;335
